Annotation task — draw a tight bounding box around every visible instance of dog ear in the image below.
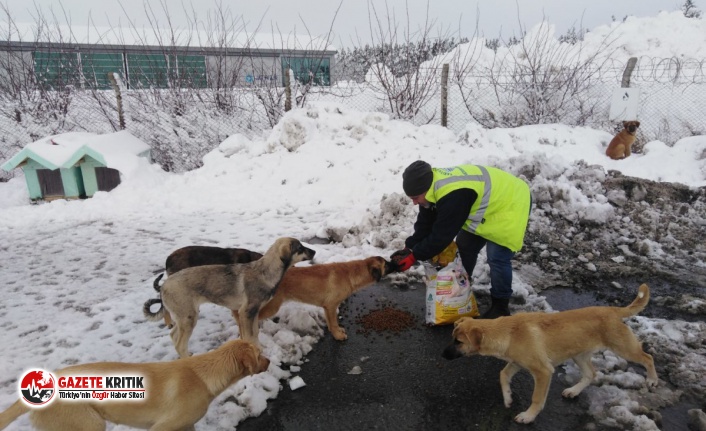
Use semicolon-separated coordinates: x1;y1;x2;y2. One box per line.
469;327;483;348
451;318;473;338
370;266;382;281
239;345;262;375
455;326;483;350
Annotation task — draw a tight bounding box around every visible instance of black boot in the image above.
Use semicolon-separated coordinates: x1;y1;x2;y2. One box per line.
480;297;511;319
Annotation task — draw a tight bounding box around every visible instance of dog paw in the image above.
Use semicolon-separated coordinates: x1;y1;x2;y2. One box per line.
646;378;658;388
332;328;348;341
562;388;581;399
515;412;537;424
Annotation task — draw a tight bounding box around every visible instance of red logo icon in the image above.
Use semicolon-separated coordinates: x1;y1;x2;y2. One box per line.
19;370;56;406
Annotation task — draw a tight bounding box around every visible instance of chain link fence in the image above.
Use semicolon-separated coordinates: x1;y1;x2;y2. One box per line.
2;56;705;181
313;56;706;147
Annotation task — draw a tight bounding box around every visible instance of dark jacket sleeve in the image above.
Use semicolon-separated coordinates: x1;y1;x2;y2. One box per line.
405;188;477;261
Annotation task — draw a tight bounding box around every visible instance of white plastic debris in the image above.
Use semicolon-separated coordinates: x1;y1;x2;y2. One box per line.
288;376;306;391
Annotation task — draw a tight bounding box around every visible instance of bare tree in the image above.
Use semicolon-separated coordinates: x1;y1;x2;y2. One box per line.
241;19;290;128
241;2;342;127
196;2;252;114
447;10;483;126
682;0;702;18
462;13;619;128
0;2;88;136
362;0;446;122
0;6;38;124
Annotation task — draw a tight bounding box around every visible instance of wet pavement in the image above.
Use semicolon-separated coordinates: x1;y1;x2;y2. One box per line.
237;280;697;431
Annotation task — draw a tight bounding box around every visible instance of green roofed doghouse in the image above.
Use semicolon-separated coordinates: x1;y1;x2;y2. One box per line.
2;131;151;202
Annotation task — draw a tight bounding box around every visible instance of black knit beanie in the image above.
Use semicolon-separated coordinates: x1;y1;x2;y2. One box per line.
402;160;433;196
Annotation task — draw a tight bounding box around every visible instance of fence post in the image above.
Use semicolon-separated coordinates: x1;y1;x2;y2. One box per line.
107;72;126;130
441;64;449;128
284;69;292;112
621;57;638;88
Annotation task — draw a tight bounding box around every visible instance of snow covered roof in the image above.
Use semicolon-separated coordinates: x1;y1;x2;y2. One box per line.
1;22;337;52
1;130;151;172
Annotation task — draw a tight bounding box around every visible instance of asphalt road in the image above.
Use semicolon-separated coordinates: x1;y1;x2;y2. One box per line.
235;281;637;431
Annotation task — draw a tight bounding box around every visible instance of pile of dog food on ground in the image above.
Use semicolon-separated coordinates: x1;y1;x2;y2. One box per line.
356;306;416;336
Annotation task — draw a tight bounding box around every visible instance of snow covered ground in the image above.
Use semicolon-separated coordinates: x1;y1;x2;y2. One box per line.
1;103;705;429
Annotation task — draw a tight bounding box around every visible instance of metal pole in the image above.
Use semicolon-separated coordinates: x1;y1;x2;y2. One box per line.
441;64;449;127
107;72;126;130
621;57;638;88
285;69;292;112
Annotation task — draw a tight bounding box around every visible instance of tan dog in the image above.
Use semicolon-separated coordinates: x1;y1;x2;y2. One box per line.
0;340;269;431
606;120;640;160
150;246;264;329
442;284;658;424
253;257;395;340
144;237;316;357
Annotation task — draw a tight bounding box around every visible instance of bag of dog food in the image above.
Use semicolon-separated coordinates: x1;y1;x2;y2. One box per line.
423;253;479;325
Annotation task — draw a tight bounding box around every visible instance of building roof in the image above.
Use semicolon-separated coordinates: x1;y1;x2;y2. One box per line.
0;22;337;53
2;131;151;172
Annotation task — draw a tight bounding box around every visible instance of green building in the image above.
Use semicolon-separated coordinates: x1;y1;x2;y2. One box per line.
1;23;336;90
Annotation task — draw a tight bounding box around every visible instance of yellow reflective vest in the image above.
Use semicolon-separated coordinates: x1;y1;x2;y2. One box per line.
424;165;531;252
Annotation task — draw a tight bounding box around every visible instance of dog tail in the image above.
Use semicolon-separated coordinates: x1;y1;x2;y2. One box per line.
143;298;165;321
618;284;650;318
153;273;164;292
0;400;29;430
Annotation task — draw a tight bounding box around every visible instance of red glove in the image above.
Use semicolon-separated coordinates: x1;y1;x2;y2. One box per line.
390;248;416;272
396;251;417;272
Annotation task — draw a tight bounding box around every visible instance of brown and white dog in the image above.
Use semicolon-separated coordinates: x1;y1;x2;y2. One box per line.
253;256;395;340
606;120;640;160
442;284;658;424
144;237;315;357
149;246;263;329
0;340;269;431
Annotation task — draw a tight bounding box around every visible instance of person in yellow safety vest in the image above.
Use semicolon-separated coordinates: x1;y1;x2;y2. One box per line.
391;160;532;319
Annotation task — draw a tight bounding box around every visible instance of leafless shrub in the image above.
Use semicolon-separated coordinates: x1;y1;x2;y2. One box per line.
362;0;444;122
243;2;341;127
682;0;702;18
452;11;618;129
0;3;82;132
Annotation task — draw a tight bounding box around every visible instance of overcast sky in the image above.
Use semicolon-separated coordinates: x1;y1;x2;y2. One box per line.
1;0;685;48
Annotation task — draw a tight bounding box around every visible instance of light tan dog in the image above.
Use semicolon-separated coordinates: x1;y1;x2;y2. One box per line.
144;237;316;357
0;340;269;431
606;120;640;160
442;283;658;424
252;256;395;341
149;246;263;329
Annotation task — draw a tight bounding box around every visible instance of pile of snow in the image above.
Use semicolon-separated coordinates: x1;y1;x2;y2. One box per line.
0;100;704;430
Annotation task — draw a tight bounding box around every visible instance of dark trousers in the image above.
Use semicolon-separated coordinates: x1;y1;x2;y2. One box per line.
456;229;515;299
